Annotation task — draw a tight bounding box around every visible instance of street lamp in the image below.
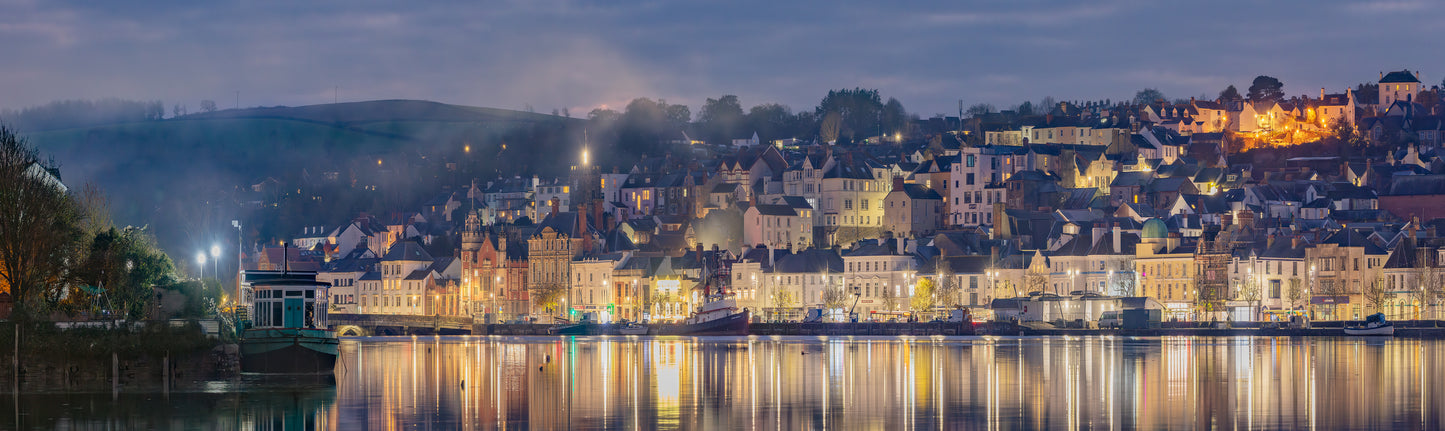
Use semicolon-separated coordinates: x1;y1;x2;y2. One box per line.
196;253;207;280
210;244;221;284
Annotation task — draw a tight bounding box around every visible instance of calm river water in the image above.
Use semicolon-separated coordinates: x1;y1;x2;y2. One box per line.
6;335;1445;429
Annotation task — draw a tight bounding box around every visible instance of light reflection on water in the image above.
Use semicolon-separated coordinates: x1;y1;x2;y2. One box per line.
6;335;1445;429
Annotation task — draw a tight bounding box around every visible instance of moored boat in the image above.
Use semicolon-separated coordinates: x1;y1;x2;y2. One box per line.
549;323;588;335
619;323;649;335
670;297;750;335
1344;313;1395;336
239;269;338;374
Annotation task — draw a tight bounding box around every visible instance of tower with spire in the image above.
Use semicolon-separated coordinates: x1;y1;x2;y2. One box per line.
569;130;605;225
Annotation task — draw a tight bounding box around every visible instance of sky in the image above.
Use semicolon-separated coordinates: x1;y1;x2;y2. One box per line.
2;0;1444;118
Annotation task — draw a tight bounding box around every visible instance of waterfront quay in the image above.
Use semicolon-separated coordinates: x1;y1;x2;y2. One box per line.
420;320;1445;337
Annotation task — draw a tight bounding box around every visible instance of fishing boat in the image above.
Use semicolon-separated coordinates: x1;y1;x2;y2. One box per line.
1343;313;1395;336
619;323;649;335
239;269;338;374
673;296;750;335
549;323;588;335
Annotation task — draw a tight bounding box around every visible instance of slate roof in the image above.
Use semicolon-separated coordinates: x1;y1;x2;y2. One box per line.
898;184;943;200
1320;229;1389;255
845;238;904;257
1380;70;1421;83
773;249;844;273
752;204;798;217
1385;175;1445;196
383;240;434;262
404;269;432;281
781;195;813;210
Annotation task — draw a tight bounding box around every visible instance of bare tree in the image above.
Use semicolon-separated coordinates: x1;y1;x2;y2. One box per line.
0;126;86;320
821;286;848;310
199;99;217;113
1410;258;1442;320
880;287;897;313
1363;276;1391;316
1287;277;1304;309
819;112;842;143
769;288;796;321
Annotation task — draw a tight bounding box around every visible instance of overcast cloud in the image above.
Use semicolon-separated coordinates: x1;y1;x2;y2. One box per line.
2;0;1442;117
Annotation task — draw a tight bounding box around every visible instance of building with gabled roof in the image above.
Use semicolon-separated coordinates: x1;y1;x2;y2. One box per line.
883;180;943;239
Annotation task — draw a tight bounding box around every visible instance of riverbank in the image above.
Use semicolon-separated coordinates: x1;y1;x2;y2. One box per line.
465;320;1445;338
1;321;238;390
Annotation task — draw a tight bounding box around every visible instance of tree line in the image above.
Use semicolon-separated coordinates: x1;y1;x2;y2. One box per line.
583;88;913;151
0;126;207;322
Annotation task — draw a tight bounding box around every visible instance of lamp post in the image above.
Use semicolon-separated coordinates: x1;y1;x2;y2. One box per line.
232;220;242;308
196;253;207;280
210;244;221;285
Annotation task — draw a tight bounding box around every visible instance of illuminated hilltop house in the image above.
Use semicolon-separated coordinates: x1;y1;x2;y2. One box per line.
1379;70;1423;112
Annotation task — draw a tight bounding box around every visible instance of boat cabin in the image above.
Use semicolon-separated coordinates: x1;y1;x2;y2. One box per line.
244;270;331;329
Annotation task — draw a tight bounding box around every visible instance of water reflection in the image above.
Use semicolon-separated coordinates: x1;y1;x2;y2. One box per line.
7;336;1445;429
331;335;1445;430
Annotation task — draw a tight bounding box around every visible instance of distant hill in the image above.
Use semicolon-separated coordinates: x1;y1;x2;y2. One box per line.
18;99;585;264
181;99;566;125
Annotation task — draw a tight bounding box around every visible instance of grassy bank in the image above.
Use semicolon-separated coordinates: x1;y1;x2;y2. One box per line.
1;320;235;388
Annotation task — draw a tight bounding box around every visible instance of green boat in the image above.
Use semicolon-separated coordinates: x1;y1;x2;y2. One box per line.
239;269;338;374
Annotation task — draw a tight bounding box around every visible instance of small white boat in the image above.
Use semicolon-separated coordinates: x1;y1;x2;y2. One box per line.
619;323;649;335
1344;313;1394;336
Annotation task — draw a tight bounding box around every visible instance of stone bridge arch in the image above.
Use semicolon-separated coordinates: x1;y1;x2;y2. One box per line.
336;325;369;337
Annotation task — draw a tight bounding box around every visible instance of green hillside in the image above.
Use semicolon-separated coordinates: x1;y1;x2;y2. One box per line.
21;100;584;262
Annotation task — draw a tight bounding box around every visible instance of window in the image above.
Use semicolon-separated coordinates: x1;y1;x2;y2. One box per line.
966;155;976;167
1270;280;1281;299
861;200;869;210
966;173;975;185
845;200;853;210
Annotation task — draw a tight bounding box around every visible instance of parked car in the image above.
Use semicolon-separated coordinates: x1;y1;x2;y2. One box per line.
1098;311;1123;329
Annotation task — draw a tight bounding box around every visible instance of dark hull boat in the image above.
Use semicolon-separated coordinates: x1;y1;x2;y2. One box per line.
659;309;750;336
240;328;339;374
240;267;337;374
549;324;589;335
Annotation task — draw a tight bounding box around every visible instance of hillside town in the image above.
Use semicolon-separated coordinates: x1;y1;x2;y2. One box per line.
263;70;1445;325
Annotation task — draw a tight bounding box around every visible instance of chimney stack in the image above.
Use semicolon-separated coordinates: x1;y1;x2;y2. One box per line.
1113;222;1122;253
1291;236;1300;249
551;199;560;218
892;176;905;192
1320;88;1325;100
593;202;605;232
768;246;776;268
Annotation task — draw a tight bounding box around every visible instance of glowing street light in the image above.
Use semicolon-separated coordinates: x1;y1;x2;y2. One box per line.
210;244;221;283
196;252;207;280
